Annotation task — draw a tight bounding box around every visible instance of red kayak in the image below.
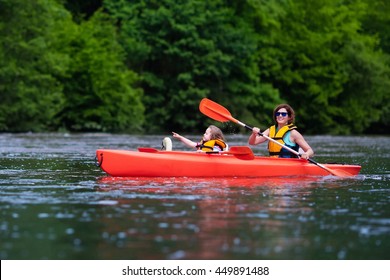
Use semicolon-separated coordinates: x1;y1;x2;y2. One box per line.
96;146;361;178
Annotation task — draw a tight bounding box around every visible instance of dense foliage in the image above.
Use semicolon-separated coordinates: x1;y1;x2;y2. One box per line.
0;0;388;134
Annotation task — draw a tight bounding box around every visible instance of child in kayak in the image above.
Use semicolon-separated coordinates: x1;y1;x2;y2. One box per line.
248;104;314;159
172;125;228;152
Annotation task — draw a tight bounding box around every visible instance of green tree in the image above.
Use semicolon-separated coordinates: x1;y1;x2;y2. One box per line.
0;0;144;132
0;0;70;131
360;0;390;134
3;0;388;134
252;0;390;134
58;10;144;132
105;0;280;133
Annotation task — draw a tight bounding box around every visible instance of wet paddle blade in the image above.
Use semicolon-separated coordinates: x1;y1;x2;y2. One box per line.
309;159;354;177
224;146;255;160
199;98;236;123
138;147;159;153
328;168;354;177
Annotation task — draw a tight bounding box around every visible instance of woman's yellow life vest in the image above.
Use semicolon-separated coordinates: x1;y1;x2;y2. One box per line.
268;124;299;158
197;139;227;152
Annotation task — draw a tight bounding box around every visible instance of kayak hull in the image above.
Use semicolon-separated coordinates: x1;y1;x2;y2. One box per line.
96;148;361;178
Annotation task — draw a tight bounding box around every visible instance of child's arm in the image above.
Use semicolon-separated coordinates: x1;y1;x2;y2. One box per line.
172;132;198;149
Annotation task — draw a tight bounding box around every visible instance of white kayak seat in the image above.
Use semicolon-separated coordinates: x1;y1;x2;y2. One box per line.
162;137;173;151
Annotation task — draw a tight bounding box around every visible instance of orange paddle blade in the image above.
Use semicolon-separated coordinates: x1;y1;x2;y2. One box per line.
228;146;254;155
138;147;159;153
199;98;238;123
225;146;255;160
323;167;354;177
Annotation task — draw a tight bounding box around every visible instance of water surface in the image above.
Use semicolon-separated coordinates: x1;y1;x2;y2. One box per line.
0;133;389;259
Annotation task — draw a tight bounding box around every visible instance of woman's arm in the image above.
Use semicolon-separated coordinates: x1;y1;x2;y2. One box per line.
291;130;314;159
248;127;269;145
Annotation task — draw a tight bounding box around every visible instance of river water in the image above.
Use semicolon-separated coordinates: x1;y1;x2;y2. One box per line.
0;133;389;260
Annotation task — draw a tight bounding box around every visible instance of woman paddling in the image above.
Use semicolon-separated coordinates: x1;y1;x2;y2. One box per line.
248;104;314;159
172;125;228;152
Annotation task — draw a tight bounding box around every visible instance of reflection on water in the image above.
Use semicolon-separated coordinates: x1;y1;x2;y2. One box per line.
0;133;389;260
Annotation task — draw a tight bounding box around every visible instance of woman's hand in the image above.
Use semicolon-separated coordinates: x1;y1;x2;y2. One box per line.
252;127;260;135
300;153;309;160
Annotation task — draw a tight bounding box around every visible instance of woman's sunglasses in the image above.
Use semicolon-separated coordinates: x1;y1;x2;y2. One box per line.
275;112;288;117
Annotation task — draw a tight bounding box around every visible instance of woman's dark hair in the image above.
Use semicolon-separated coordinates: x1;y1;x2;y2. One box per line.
273;104;295;124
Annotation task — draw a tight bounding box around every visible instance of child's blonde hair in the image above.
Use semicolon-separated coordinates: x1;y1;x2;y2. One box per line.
208;125;225;141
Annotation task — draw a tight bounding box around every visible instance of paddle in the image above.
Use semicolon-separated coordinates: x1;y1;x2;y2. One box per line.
199;98;352;177
208;146;255;160
138;146;254;160
138;147;159;153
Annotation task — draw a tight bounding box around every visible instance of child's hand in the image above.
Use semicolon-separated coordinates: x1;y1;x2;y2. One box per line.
172;132;180;139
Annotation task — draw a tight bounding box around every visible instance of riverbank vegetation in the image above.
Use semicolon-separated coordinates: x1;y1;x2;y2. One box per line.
0;0;389;134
